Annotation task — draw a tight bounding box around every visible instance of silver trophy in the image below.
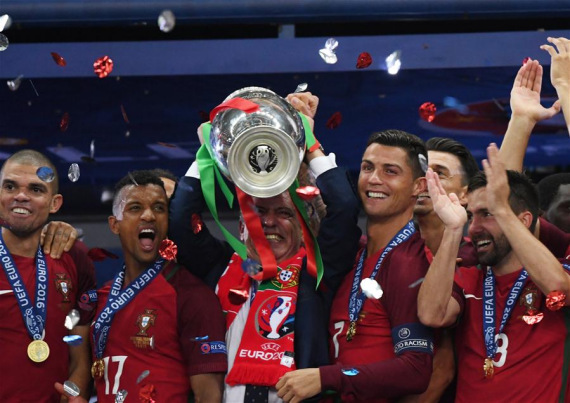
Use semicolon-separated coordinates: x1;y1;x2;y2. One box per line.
209;87;306;198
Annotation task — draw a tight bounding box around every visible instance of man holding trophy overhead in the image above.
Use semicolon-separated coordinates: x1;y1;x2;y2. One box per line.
169;88;362;402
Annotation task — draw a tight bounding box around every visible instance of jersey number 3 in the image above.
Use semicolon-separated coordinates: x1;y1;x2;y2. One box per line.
492;333;508;368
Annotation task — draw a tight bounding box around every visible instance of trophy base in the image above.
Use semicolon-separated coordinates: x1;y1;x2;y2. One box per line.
228;126;303;198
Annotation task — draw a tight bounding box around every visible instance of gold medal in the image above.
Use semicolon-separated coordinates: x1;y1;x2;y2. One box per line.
483;357;494;379
27;340;50;362
346;321;357;342
91;359;105;379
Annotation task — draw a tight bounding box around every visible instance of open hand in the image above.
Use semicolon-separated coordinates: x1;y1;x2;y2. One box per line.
426;168;467;230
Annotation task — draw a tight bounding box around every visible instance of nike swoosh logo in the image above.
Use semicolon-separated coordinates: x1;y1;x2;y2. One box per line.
0;290;13;295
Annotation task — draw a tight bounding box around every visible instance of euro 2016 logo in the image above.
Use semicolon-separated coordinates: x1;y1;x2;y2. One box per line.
255;295;296;339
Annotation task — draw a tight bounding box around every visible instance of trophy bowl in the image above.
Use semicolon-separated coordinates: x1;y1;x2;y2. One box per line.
209;86;306;198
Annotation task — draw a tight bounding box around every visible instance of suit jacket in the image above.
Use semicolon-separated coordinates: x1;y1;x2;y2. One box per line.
168;167;361;370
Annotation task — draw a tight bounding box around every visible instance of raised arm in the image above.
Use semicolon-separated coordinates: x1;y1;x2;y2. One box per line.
498;59;560;171
286;91;361;292
484;144;570;300
541;36;570;136
417;169;464;328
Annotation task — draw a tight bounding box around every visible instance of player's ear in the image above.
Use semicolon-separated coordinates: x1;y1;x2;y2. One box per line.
518;210;533;230
49;194;63;214
108;216;120;235
413;176;427;197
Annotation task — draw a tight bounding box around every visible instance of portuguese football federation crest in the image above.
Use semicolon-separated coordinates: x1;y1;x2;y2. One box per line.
55;273;72;302
519;286;544;325
131;309;157;349
271;265;300;290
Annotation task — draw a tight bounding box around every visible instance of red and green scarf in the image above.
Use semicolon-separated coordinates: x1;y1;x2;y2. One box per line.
218;248;305;386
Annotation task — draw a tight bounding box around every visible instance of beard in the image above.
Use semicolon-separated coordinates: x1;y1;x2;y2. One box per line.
476;232;512;266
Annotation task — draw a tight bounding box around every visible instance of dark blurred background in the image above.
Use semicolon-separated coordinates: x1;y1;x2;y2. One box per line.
0;1;569;276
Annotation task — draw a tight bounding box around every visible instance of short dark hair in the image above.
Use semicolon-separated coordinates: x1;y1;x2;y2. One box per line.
151;168;178;184
366;129;427;179
426;137;479;185
1;149;60;193
112;170;165;216
536;173;570;211
468;170;539;232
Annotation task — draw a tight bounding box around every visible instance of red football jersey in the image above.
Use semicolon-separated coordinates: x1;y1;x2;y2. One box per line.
92;264;227;403
0;252;95;402
323;232;433;402
453;263;570;402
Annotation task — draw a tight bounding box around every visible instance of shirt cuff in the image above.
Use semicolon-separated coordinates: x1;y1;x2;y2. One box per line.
186;161;200;179
309;153;337;178
319;364;343;392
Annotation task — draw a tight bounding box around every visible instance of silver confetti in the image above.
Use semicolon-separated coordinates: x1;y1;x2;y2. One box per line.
319;48;337;64
341;368;359;376
90;140;95;159
294;83;308;93
0;33;9;51
36;166;55;183
385;50;402;75
158;10;176;33
68;163;80;182
408;277;425;289
63;380;80;397
63;334;83;346
0;15;12;32
319;38;338;64
7;74;23;91
418;154;428;173
137;369;150;384
324;38;338;51
360;278;383;299
64;309;80;330
115;390;128;403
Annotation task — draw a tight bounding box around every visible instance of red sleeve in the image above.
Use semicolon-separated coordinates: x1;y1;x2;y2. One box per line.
67;240;97;325
168;264;228;377
320;352;432;401
321;236;433;400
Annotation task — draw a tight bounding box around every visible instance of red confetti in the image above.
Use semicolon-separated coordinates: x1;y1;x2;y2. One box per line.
191;213;203;234
296;186;321;201
546;290;566;311
120;104;130;124
93;55;114;78
159;238;178;260
50;52;67;67
522;311;543;325
356;52;373;69
228;274;250;305
198;110;210;123
139;384;156;403
87;248;119;262
522;57;530;65
326;111;343;129
419;102;437;122
60;112;69;132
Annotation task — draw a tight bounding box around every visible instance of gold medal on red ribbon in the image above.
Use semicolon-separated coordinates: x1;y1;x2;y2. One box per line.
27;340;50;362
91;359;105;379
346;321;357;342
483;357;494;379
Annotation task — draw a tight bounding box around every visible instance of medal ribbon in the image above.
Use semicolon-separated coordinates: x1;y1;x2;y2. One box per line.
92;258;165;359
482;267;528;360
348;220;415;323
0;232;48;341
